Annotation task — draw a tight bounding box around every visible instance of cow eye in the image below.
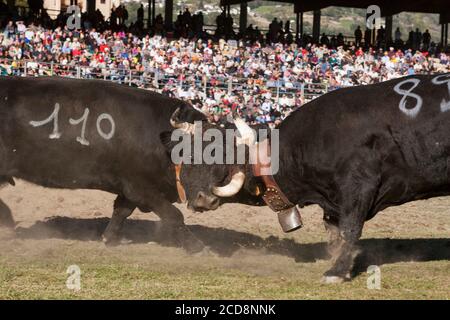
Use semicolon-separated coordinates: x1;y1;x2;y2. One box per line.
213;167;228;184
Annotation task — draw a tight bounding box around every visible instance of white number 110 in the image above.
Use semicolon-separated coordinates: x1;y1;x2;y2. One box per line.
29;103;115;146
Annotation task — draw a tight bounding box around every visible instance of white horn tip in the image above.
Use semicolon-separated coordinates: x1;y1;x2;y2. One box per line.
212;171;245;197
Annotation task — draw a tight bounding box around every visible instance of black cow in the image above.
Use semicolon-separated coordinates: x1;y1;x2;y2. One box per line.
162;73;450;282
0;76;207;252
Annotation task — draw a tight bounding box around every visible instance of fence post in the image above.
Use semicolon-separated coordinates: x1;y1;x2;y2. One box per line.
153;71;159;88
301;83;305;97
76;65;81;78
325;83;329;93
50;61;54;76
276;81;280;103
24;61;27;76
203;76;207;95
228;77;232;95
129;69;132;86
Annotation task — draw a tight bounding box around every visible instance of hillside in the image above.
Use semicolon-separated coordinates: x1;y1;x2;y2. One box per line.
122;0;441;41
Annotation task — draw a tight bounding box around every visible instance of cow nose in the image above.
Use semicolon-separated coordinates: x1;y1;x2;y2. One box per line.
209;197;220;209
195;191;220;210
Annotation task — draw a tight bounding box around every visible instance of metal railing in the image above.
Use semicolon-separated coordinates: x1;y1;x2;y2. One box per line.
0;58;332;102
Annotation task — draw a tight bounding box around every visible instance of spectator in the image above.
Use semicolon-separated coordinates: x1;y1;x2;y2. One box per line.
3;20;15;37
423;29;431;49
320;33;329;46
414;28;422;50
395;27;402;43
0;20;448;126
137;4;144;23
354;26;362;46
364;28;371;47
376;26;385;47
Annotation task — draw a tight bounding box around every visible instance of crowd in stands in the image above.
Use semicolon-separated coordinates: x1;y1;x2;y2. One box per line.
1;2;449;125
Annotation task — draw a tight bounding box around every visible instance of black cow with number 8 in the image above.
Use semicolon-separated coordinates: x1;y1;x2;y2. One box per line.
162;73;450;282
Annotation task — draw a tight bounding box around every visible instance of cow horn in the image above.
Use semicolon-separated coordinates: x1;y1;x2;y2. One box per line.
212;170;246;197
170;107;196;134
234;116;256;146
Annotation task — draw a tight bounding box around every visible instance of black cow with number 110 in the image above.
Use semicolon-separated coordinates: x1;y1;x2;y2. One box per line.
0;76;217;251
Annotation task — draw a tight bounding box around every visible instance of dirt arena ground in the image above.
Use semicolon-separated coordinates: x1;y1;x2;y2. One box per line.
0;180;449;299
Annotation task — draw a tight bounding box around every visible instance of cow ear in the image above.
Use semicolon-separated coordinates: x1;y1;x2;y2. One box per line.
160;131;177;152
176;101;207;122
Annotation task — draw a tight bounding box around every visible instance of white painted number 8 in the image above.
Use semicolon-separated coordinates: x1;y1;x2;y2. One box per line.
394;78;423;118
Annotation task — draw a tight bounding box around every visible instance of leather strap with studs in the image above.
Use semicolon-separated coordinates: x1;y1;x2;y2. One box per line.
251;139;295;212
260;175;295;211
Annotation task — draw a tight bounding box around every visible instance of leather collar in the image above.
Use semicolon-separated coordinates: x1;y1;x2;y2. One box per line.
174;164;187;203
251;139;295;212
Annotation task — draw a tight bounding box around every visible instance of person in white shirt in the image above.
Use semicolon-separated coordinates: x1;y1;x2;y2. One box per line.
261;99;272;113
16;21;26;33
24;29;34;42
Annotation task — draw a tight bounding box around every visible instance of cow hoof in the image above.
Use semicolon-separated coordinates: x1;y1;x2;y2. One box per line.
321;271;351;284
193;246;216;257
183;238;205;254
321;276;345;284
182;234;205;254
102;234;122;247
119;238;132;245
102;235;115;246
172;226;205;254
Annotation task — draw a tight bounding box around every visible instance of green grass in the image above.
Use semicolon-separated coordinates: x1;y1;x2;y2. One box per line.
0;182;448;300
0;241;448;299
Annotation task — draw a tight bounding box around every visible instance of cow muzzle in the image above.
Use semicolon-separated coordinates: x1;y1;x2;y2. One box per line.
188;191;220;212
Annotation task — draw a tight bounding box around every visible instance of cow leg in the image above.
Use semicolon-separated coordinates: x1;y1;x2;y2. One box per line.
322;215;365;283
323;213;340;258
0;198;14;228
122;185;205;253
151;198;205;254
323;155;379;283
0;174;15;228
102;195;136;246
